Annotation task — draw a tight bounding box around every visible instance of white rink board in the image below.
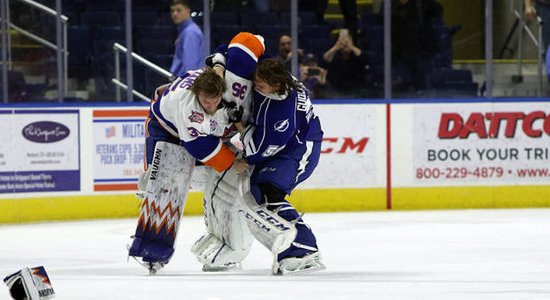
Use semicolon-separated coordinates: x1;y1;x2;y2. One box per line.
304;103;387;189
2;101;550;199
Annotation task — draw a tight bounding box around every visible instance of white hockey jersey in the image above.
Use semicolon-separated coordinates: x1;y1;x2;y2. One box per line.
222;32;265;123
150;69;237;172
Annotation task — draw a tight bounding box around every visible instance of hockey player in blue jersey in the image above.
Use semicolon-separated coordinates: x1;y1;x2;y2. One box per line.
236;58;326;274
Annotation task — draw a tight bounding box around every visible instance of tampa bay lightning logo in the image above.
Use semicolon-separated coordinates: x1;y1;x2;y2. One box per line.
274;119;289;132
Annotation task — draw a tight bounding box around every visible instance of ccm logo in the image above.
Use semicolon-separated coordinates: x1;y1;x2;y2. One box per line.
439;111;550;139
321;137;369;154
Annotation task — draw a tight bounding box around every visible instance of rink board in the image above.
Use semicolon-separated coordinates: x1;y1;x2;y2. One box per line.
0;99;549;223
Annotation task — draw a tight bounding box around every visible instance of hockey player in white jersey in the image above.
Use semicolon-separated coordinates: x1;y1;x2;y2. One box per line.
128;64;248;274
129;32;266;274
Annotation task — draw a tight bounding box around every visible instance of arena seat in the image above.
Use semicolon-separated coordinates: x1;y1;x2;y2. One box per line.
211;12;240;26
132;12;160;26
299;25;330;40
281;12;317;26
137;39;174;61
67;26;91;79
82;11;121;27
133;25;175;42
240;12;281;27
256;25;289;40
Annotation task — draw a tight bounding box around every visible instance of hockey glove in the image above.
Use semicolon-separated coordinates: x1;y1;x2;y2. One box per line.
225;101;244;123
205;53;226;69
228;105;244;123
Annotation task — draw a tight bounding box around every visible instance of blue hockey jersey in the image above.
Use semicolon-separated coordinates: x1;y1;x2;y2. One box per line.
241;84;323;164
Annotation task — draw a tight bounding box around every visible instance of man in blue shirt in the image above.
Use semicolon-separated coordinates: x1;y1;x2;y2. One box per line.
170;0;204;76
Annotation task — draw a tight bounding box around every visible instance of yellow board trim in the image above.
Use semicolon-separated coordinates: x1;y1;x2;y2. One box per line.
393;185;550;210
0;193;205;224
0;189;385;224
1;186;549;224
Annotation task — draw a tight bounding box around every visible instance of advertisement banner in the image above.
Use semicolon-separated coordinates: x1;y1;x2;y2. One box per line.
92;109;148;191
0;110;80;193
305;103;386;188
411;103;550;186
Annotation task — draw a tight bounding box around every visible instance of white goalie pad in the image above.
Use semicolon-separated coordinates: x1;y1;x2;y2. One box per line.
191;168;253;269
136;141;195;244
234;172;298;258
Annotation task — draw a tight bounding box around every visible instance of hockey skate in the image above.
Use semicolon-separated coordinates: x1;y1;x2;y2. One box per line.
127;243;167;275
145;261;165;275
273;252;326;276
128;255;166;275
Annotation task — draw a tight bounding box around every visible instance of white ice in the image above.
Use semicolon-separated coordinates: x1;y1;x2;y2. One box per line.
1;209;550;300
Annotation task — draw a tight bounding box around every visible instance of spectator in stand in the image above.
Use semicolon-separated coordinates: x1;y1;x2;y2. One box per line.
391;0;443;93
320;30;368;98
299;53;327;99
170;0;204;77
275;34;304;71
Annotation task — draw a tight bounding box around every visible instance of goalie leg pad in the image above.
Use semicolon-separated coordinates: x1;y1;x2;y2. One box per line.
129;141;195;265
191;233;249;271
191;168;253;269
237;177;322;274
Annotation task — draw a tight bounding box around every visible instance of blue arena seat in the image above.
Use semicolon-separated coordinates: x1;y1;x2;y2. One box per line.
97;27;125;41
212;25;243;45
211;12;239;26
281;12;317;26
299;25;330;40
82;11;121;27
240;12;281;27
256;25;289;40
264;38;280;57
137;39;174;60
133;25;175;41
67;26;91;79
132;12;160;26
360;13;383;28
153;54;173;70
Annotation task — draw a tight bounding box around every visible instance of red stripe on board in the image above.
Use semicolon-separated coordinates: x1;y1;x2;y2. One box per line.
386;103;392;210
94;184;138;191
93;110;148;118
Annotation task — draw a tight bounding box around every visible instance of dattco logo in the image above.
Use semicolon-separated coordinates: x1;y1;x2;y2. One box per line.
438;111;550;139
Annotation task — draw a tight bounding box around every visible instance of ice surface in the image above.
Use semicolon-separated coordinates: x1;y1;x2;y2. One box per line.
1;209;550;299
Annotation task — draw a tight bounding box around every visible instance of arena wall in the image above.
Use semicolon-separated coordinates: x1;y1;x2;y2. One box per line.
1;99;549;223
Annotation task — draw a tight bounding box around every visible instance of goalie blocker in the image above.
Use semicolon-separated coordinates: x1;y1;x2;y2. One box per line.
128;141;195;273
